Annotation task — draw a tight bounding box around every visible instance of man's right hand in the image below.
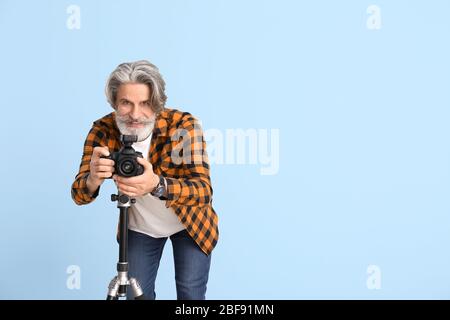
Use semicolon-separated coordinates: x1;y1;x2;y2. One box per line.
86;146;115;194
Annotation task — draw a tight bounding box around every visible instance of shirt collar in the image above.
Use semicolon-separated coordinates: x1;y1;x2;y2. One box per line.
152;111;169;137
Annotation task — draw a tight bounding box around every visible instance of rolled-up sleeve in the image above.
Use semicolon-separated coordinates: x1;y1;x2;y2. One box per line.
71;125;105;205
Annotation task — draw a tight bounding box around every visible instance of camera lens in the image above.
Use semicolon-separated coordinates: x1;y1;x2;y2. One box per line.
120;159;135;175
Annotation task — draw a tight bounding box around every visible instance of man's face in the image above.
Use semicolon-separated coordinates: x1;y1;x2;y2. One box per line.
114;83;156;141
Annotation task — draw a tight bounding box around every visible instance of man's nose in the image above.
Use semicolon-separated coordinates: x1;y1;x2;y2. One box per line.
130;105;142;120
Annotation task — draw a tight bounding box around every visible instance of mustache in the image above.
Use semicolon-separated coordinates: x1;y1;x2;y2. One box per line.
116;114;155;125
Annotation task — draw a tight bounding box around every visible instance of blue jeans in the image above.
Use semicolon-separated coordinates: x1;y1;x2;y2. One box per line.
126;229;212;300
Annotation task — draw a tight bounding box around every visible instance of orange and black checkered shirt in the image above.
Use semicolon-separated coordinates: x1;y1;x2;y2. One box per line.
71;108;219;256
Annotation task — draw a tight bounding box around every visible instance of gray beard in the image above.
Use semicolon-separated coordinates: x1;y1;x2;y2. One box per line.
115;117;155;142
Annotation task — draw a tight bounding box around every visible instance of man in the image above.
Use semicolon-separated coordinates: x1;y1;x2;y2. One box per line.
71;60;219;300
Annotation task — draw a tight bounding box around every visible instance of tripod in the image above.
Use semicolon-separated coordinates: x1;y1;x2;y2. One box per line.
106;192;145;300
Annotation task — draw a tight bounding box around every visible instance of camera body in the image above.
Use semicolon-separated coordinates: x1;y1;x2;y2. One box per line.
102;135;144;177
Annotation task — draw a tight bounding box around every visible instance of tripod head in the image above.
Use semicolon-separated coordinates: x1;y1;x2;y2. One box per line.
111;193;136;208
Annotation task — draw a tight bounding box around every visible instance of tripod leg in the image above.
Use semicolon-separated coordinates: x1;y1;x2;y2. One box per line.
129;278;145;300
106;276;120;300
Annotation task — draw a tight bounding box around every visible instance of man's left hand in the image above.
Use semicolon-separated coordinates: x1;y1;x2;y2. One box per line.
113;157;159;197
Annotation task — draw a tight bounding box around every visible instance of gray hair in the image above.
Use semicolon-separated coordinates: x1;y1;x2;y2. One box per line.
105;60;167;113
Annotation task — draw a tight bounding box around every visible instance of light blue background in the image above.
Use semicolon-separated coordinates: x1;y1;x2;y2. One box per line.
0;0;449;299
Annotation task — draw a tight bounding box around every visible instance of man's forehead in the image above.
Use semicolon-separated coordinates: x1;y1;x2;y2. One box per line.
117;83;151;94
118;96;151;102
117;90;151;102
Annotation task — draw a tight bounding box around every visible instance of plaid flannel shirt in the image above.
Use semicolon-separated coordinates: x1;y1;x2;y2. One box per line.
71;108;219;255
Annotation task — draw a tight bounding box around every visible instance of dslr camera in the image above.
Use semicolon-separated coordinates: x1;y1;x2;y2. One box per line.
102;135;144;177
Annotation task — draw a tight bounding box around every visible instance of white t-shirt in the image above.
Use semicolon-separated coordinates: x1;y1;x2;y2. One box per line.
126;133;186;238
